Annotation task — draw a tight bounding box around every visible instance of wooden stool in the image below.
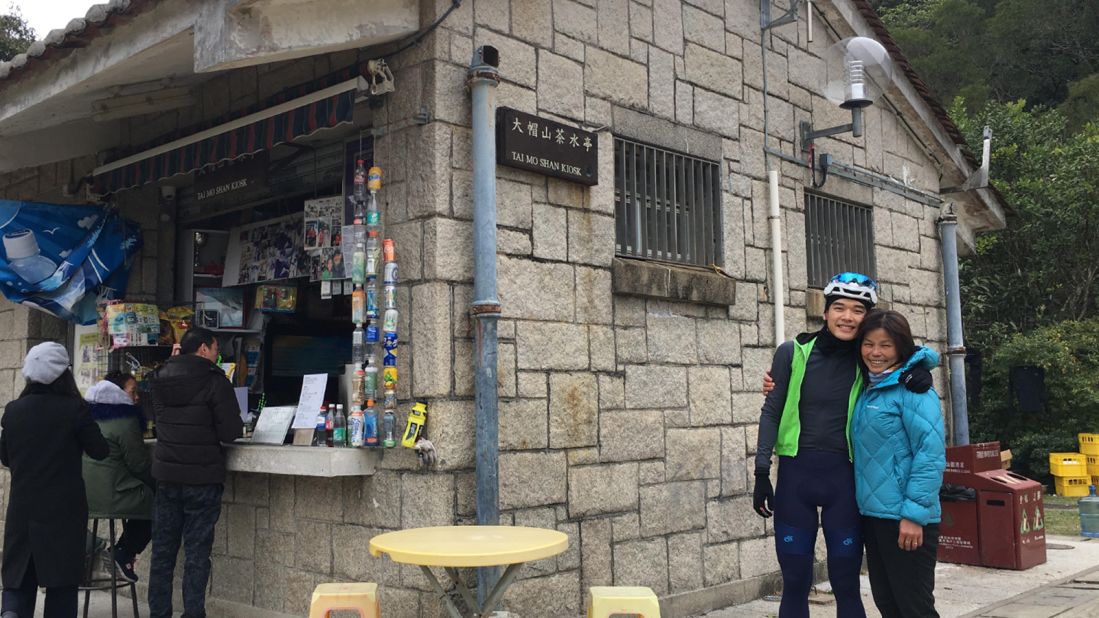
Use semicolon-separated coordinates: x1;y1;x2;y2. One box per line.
587;586;661;618
308;582;380;618
81;516;141;618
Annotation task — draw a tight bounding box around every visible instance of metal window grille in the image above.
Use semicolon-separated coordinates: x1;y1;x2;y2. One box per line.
805;192;876;288
614;137;723;267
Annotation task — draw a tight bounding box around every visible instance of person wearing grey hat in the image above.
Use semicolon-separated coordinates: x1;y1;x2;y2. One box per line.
1;342;109;618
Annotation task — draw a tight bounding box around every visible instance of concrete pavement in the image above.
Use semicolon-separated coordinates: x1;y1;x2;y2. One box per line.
702;535;1099;618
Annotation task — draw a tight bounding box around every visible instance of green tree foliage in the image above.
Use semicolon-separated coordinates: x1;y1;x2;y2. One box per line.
967;318;1099;481
879;1;1099;115
0;5;34;63
953;99;1099;349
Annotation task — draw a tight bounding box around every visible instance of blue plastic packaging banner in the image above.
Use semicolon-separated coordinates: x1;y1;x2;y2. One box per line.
0;200;142;325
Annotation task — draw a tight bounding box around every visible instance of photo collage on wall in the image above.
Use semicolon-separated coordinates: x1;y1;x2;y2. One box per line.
304;196;347;282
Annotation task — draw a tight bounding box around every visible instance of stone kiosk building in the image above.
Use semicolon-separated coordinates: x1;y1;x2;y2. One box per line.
0;0;1005;616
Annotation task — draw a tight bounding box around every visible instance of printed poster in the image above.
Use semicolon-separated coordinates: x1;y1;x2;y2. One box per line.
303;196;347;282
222;214;308;287
73;323;104;395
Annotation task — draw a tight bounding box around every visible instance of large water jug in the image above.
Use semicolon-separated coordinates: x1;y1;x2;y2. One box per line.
1079;485;1099;537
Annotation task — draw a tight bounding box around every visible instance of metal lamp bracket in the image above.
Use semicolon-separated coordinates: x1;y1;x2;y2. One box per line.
761;0;799;30
799;107;864;151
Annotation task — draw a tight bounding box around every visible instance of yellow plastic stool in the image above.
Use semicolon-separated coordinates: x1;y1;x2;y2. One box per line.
308;582;380;618
587;586;661;617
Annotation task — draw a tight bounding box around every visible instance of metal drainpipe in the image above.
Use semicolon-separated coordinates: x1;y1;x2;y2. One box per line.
938;205;970;445
468;45;501;601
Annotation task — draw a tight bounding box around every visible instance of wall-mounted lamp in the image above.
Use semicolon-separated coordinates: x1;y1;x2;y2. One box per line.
800;37;894;151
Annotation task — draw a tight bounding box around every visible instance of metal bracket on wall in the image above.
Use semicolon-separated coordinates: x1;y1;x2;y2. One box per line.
760;0;799;30
825;158;943;207
413;105;432;125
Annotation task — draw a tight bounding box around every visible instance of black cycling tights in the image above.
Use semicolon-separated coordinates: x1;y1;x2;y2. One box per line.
773;450;866;618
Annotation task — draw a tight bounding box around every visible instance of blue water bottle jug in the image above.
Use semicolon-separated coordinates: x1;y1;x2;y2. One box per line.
1079;485;1099;537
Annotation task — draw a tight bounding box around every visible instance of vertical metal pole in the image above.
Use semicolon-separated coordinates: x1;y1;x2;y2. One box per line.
768;170;785;345
938;206;970;445
469;45;501;603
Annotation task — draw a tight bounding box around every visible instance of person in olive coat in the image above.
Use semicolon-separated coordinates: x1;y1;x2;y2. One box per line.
83;371;154;583
1;342;109;618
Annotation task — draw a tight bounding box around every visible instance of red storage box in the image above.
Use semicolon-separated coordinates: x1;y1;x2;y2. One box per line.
946;442;1003;475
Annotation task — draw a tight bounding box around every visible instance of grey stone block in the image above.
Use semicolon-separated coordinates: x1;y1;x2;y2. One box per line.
549;372;599;448
500;398;549;450
501;451;568;509
569;462;639;517
614;537;669;595
707;495;765;543
703;541;741;586
581;518;614;590
600;409;665;462
669;531;705;592
688;365;733;425
666;428;721;480
640;480;707;536
516;320;590;370
625;364;687;408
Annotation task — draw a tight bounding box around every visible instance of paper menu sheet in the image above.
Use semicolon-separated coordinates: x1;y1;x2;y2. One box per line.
292;373;328;429
250;406;296;444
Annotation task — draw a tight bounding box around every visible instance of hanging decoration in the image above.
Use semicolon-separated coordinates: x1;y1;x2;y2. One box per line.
0;199;141;325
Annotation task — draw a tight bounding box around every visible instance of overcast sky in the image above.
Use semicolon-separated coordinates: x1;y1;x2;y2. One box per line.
13;0;95;39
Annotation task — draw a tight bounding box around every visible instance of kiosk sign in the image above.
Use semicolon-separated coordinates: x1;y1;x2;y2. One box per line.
496;107;598;185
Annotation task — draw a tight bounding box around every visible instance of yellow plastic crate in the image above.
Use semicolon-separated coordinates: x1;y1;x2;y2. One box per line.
1050;452;1088;477
1080;433;1099;455
1055;475;1092;497
1086;455;1099;476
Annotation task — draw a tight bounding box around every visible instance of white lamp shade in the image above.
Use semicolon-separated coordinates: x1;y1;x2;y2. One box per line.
821;37;894;109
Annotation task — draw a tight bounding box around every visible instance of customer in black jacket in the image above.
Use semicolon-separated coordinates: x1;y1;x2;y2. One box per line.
1;342;109;618
146;328;242;618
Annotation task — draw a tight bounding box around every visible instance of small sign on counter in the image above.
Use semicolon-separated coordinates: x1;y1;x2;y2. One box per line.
293;373;328;429
250;406;296;444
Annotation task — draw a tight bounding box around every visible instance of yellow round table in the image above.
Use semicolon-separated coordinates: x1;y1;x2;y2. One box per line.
369;526;568;617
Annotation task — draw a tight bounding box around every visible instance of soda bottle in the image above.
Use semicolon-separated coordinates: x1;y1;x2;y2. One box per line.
352;326;365;363
351;229;366;285
364;400;379;446
364;356;378;400
367;166;382;192
382;410;396;448
312;412;326;446
354;159;368;203
334;404;347;447
349;406;365;447
365;232;380;277
325;404;335;447
382;239;396;263
351;287;366;324
366;191;380;227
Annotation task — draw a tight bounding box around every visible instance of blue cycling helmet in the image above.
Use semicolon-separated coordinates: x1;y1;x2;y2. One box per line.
823;271;878;308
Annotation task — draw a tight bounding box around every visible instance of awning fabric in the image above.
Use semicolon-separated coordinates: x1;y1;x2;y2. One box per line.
93;73;362;195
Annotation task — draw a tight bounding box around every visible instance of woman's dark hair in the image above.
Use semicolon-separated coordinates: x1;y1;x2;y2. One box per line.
856;309;917;373
19;368;82;400
103;371;136;391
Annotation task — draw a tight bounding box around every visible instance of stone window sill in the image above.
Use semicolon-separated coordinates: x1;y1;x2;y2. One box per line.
611;257;737;306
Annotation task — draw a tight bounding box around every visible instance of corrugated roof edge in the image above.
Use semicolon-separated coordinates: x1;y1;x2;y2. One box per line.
0;0;149;85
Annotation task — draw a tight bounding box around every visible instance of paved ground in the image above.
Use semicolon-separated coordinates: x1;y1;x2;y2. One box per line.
703;535;1099;618
25;535;1099;616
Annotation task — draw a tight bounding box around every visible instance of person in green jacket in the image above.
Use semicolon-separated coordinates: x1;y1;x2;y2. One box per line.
82;372;153;583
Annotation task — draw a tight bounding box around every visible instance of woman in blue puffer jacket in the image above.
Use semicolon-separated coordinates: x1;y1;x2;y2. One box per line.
851;310;946;618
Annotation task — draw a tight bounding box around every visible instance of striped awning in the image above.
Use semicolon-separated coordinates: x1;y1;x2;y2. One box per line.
92;76;365;195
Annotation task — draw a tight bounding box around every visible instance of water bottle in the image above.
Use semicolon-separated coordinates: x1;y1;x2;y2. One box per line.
1080;485;1099;537
366;284;379;319
365;322;379;344
351;287;366;324
311;412;326;446
352;326;365;363
382;410;396;448
352;368;365;406
4;230;58;284
333;404;347;447
364;401;378;446
363;356;378;400
349;407;365;447
365;233;380;277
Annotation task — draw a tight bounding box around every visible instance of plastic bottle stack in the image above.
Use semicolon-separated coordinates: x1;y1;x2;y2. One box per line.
381;238;398;448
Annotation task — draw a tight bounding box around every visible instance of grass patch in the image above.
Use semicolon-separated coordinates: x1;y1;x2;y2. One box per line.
1044;494;1082;537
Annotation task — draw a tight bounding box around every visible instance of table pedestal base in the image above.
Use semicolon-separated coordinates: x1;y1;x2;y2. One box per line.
421;563;522;618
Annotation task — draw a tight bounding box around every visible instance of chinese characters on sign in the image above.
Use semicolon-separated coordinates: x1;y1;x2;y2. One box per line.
496;107;598;185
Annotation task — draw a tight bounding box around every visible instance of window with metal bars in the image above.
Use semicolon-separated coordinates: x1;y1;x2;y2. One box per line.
613;137;723;267
804;191;877;289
